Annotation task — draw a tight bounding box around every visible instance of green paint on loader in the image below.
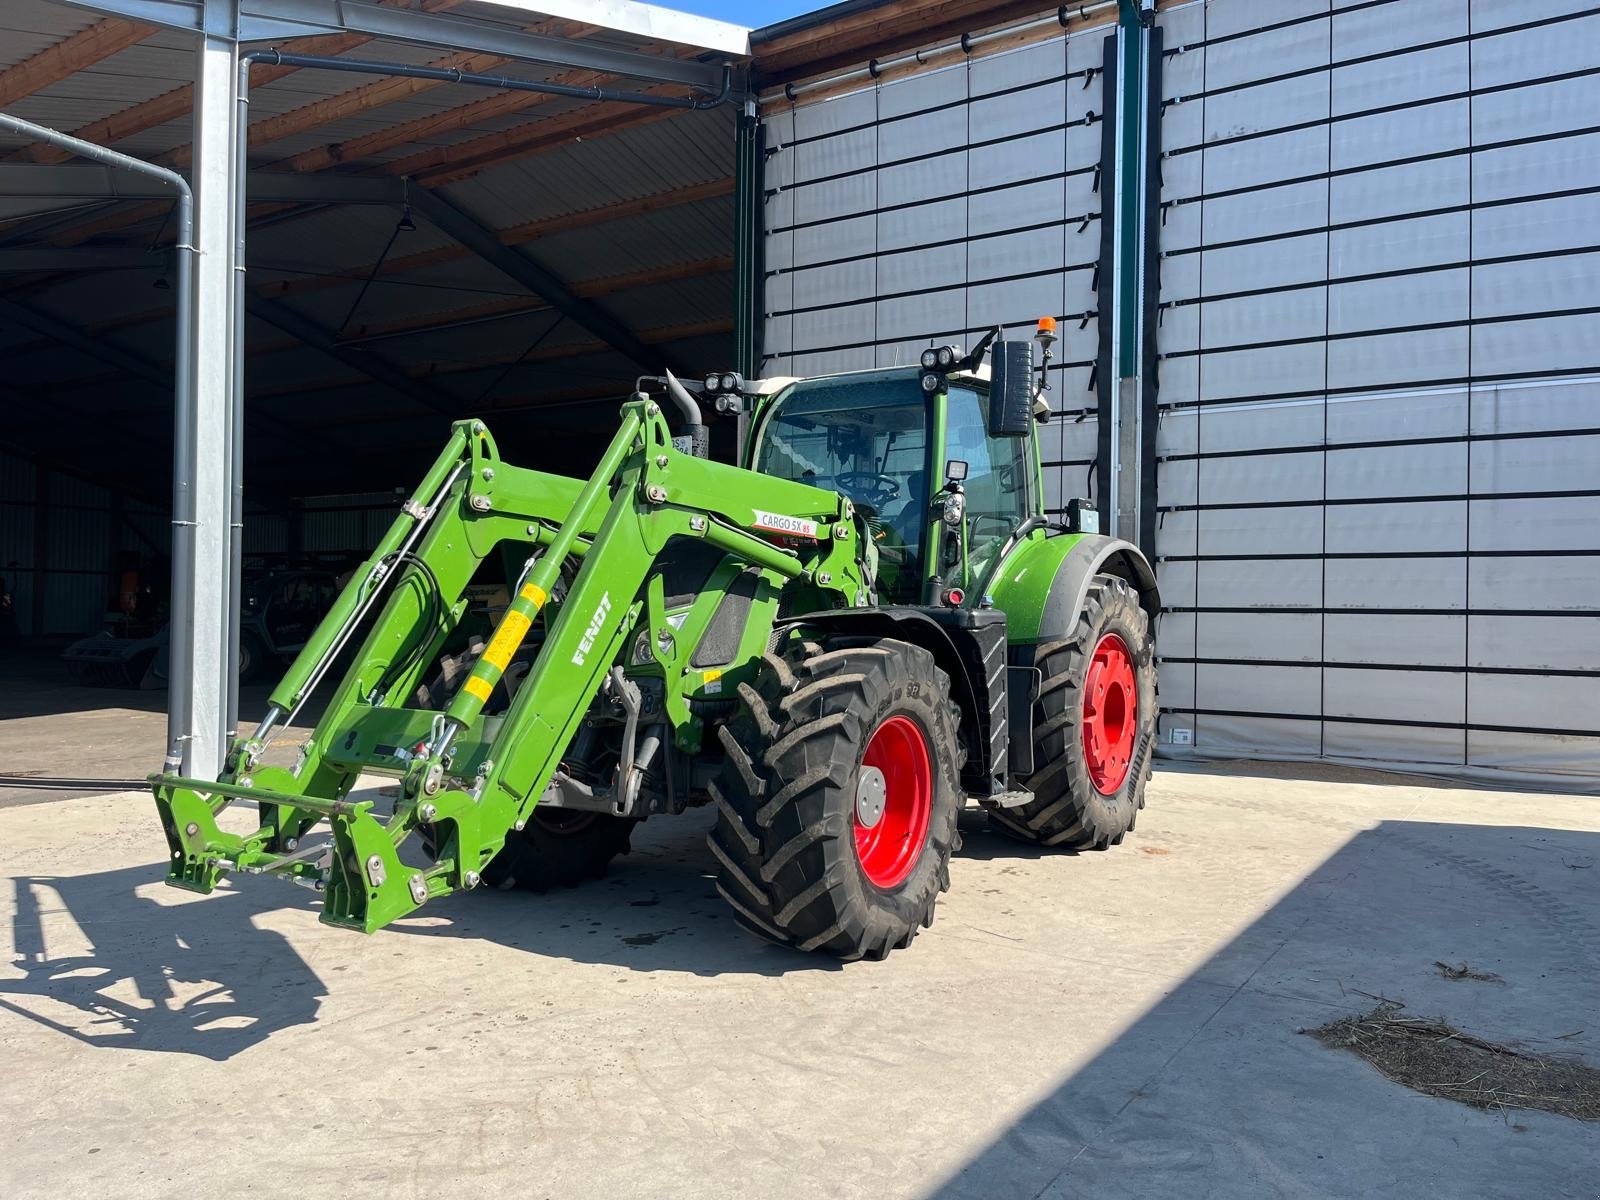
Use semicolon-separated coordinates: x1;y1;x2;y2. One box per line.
151;336;1159;960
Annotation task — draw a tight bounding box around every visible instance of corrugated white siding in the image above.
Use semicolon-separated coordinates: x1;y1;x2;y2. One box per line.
761;27;1114;517
1154;0;1600;785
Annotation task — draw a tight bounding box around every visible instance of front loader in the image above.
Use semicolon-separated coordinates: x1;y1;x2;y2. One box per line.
151;322;1159;960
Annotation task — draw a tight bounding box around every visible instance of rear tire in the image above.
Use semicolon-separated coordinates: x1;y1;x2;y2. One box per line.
708;634;961;961
990;574;1155;849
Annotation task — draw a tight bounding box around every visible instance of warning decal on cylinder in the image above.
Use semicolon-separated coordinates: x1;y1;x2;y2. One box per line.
752;510;819;539
483;610;532;671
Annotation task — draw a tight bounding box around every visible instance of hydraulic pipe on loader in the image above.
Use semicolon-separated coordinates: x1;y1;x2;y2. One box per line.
237;426;471;768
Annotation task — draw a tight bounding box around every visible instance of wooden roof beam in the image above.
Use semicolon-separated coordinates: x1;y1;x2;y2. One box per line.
2;11;436;167
276;42;692;175
158;17;597;170
0;16;154;108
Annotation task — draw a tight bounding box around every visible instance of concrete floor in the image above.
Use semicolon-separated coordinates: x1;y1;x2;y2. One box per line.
2;732;1597;1198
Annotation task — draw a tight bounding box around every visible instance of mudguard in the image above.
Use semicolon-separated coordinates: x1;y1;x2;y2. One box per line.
988;532;1160;646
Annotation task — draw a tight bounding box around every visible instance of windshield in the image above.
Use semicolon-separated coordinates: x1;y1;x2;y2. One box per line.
755;372;930;600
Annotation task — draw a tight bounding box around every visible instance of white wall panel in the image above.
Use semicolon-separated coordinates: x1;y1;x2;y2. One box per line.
1149;0;1600;782
762;26;1113;524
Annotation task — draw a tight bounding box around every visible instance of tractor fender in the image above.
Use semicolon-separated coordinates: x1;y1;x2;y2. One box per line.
777;606;1007;795
990;532;1160;646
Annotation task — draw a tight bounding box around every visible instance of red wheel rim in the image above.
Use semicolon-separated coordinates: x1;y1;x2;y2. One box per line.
853;715;933;889
1082;632;1137;794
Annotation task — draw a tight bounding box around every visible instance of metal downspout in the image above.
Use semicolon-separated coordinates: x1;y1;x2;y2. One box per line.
1112;0;1155;546
0;112;198;774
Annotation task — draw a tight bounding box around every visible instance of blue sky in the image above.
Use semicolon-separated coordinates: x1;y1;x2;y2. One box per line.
667;0;822;30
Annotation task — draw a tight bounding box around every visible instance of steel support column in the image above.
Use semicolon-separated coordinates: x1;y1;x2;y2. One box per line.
181;0;242;778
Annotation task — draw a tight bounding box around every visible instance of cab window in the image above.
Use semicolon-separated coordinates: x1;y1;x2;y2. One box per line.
945;383;1031;583
755;373;931;602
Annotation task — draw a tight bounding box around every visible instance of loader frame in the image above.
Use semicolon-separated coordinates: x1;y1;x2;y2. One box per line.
153;397;867;932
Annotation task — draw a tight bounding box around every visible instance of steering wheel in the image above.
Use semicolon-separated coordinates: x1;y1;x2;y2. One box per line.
835;471;901;511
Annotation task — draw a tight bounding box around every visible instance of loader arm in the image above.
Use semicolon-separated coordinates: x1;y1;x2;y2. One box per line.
151;398;864;933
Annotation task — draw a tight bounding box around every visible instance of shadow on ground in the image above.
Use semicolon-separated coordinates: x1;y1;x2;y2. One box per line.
930;819;1600;1198
0;811;844;1060
4;802;1599;1200
2;871;325;1060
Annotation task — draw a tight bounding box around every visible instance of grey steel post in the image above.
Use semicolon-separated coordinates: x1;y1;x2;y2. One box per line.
0;112;199;777
185;0;242;776
225;46;253;743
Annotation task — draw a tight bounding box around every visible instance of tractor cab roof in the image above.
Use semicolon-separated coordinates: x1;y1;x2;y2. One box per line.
747;360;991;399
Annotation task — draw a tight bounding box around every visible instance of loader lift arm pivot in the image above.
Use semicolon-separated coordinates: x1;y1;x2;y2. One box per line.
152;396;864;933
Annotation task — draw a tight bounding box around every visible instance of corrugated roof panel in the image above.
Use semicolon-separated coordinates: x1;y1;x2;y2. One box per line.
438;104;734;227
604;273;732;328
0;1;99;70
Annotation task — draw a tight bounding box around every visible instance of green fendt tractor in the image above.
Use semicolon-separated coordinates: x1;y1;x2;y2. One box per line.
151;324;1159;960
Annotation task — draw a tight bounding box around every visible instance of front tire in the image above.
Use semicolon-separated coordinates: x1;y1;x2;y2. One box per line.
708;635;961;961
990;574;1156;849
482;807;636;891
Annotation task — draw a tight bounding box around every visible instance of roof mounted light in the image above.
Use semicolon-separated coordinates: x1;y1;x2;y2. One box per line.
702;370;745;396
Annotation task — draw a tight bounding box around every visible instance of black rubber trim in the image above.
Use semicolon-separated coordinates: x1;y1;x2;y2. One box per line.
1159;0;1400;57
767;263;1093;321
1158;487;1600;515
1162;121;1600;213
1159;183;1600;260
1162;244;1600;311
772;69;1096;153
766;225;1096;280
1161;655;1600;679
1159;304;1600;362
1158;424;1600;465
1159;549;1600;562
1155;363;1600;413
767;170;1100;236
1162;605;1600;617
1165;60;1600;162
1160;7;1600;134
767;114;1099;199
1161;706;1600;740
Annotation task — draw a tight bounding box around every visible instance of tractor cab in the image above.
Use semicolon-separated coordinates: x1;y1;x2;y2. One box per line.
746;359;1042;605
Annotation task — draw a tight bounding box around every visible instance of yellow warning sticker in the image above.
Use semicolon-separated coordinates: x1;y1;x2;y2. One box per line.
483;610;532;670
463;674;495;702
520;582;547;607
703;668;723;695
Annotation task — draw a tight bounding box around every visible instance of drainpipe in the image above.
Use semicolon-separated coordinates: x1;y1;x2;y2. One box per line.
1110;0;1157;549
0;112;198;774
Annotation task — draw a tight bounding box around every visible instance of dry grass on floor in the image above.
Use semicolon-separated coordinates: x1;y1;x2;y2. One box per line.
1312;1004;1600;1123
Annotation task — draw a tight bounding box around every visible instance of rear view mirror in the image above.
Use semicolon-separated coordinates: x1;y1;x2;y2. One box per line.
987;340;1034;438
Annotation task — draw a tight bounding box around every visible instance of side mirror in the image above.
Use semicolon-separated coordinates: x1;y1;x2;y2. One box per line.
987;340;1034;438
